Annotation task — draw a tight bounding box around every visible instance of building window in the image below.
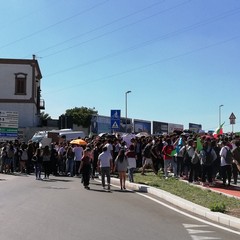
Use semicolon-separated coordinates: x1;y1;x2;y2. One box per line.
15;73;27;95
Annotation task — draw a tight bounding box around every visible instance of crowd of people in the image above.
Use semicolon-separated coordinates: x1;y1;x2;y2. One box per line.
0;131;239;190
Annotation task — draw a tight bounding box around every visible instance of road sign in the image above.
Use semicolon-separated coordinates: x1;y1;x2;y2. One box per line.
111;121;119;129
111;110;120;130
229;112;236;125
0;110;18;141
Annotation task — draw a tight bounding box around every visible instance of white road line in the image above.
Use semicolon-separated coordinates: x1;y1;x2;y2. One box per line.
136;192;240;236
95;179;239;235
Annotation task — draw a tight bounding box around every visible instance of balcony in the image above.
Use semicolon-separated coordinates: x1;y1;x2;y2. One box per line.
39;99;45;110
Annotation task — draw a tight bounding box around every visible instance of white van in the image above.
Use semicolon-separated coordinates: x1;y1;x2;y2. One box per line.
58;131;85;141
31;129;86;145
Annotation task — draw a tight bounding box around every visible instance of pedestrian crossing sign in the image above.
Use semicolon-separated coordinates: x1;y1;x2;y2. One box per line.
111;109;120;130
112;121;119;129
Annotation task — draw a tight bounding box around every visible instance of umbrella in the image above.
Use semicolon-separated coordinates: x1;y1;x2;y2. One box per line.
70;139;87;146
135;132;149;137
122;133;136;147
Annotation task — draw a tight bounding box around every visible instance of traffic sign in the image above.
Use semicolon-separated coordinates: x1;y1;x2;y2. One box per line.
111;110;121;130
229;112;236;125
229;112;236;119
0;110;18;141
111;121;119;129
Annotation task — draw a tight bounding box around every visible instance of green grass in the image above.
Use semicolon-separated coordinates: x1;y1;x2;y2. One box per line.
134;172;240;215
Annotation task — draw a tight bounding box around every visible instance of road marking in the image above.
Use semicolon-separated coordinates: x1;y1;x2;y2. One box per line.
136;192;240;236
191;236;221;240
187;229;214;234
94;179;239;236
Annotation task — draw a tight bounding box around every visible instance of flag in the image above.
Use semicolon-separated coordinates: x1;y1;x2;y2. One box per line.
170;149;177;156
213;122;224;138
175;137;183;154
196;137;203;151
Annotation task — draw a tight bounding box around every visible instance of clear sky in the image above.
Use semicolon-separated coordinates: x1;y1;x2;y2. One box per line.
1;0;240;133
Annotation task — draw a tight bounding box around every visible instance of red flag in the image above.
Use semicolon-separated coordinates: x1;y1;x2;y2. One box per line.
213;122;224;138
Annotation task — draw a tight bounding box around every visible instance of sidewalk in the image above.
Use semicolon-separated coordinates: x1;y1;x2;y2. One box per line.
110;176;240;231
206;181;240;199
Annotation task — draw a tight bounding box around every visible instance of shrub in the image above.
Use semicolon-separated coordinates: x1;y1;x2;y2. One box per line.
210;202;226;213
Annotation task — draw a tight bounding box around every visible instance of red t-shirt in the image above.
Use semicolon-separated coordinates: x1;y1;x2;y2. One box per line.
162;145;174;160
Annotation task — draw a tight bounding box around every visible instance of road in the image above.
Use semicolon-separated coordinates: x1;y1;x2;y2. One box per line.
0;174;239;240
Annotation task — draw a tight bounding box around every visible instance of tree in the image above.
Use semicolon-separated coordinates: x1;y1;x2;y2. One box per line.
64;107;98;128
40;112;51;120
40;112;51;126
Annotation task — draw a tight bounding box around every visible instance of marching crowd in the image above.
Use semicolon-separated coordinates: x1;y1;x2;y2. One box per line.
0;132;240;190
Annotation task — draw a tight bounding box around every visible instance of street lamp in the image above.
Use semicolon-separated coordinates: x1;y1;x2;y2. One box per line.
219;104;223;126
125;90;131;133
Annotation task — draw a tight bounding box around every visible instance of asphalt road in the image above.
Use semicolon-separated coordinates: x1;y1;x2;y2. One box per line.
0;174;239;240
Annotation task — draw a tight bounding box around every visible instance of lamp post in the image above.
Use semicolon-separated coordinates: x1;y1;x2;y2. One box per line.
219;104;223;126
125;90;131;133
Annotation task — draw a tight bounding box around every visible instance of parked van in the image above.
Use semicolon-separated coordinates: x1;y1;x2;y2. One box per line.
31;129;86;146
58;131;85;142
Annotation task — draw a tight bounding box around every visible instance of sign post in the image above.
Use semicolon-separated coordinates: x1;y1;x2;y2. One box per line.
229;112;236;133
111;110;120;132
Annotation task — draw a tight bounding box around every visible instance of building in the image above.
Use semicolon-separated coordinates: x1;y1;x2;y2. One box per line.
0;55;44;128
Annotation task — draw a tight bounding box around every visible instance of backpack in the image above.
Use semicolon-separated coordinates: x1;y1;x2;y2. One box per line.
202;148;213;165
191;152;200;165
143;145;151;158
224;147;233;164
21;150;28;161
183;146;191;164
7;148;15;158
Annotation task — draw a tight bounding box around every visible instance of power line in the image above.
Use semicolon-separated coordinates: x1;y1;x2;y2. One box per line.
43;5;240;78
0;0;110;50
43;34;240;94
30;0;166;57
39;0;194;58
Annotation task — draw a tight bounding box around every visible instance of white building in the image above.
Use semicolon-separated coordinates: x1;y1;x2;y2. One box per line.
0;55;44;128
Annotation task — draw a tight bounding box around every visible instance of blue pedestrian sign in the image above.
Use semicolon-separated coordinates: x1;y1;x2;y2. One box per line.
111;110;121;130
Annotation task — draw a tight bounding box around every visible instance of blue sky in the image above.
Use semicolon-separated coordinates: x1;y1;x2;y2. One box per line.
1;0;240;133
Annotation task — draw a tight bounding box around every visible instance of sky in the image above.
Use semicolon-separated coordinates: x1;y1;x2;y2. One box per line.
1;0;240;133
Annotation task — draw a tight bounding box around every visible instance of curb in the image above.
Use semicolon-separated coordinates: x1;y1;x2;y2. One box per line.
110;177;240;231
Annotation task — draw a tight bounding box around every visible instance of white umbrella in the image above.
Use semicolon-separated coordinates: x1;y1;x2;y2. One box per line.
135;132;149;137
122;133;136;147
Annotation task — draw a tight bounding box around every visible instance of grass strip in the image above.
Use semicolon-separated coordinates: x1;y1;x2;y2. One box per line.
134;172;240;215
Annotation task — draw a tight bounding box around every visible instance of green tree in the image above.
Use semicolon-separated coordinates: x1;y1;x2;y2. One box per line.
40;111;51;120
40;112;51;126
64;107;98;128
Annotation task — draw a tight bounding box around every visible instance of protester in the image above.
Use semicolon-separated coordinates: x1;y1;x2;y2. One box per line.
126;144;136;182
79;148;92;190
33;148;43;180
73;143;84;177
219;140;232;186
188;140;201;183
141;138;157;175
199;139;217;186
114;149;128;190
162;138;176;179
98;146;113;190
65;145;74;177
42;145;51;179
19;143;28;173
232;140;240;184
92;142;101;179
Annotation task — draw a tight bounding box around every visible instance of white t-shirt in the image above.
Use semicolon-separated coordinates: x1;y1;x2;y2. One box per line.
219;146;232;166
98;151;112;168
73;146;83;161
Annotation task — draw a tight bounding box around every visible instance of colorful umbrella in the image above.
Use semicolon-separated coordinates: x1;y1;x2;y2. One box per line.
70;139;87;145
